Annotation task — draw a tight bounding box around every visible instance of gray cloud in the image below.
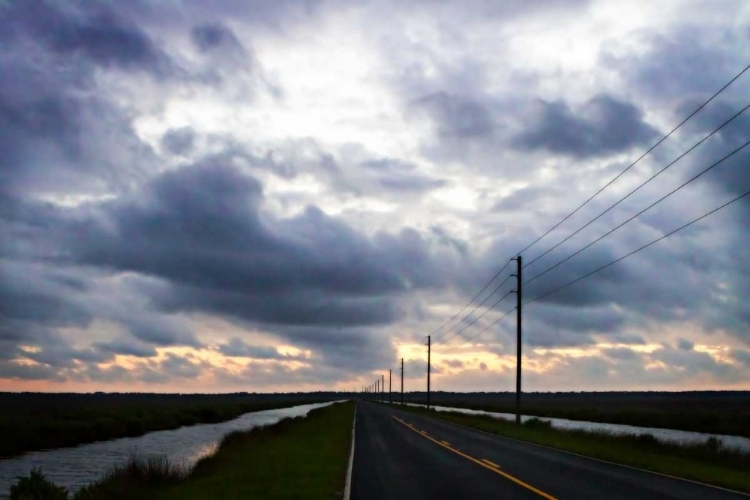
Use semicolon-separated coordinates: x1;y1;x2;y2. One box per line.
443;359;465;369
93;338;158;358
161;127;196;156
217;338;302;360
2;1;171;74
192;23;244;53
416;92;496;139
516;95;658;158
2;0;750;391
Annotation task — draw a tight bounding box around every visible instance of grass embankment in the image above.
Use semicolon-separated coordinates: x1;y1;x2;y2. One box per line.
403;392;750;437
9;402;355;500
0;393;332;457
397;404;750;493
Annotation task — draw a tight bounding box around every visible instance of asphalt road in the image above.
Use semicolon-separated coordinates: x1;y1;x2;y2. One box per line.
350;400;748;500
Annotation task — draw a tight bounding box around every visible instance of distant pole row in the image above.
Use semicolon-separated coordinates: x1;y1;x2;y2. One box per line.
361;358;405;405
420;256;523;423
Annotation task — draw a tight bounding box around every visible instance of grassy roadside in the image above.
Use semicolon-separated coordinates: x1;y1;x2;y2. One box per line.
9;402;355;500
395;404;750;493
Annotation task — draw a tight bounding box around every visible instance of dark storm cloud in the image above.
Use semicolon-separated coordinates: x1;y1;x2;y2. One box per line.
0;2;161;198
416;92;496;139
0;361;62;381
602;27;748;103
192;23;243;53
677;338;694;351
93;338;158;358
1;0;173;75
2;0;749;390
516;95;658;158
0;262;90;341
159;353;206;379
156;285;400;327
41;10;163;71
217;338;303;360
214;359;354;388
67;163;446;304
1;157;454;375
161;127;196;156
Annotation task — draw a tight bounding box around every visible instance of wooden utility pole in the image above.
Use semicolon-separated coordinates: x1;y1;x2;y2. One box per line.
513;255;523;424
389;369;392;403
426;335;431;410
400;358;404;404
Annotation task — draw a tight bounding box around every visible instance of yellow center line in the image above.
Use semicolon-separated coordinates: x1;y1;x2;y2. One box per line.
481;459;501;469
391;416;557;500
441;440;451;446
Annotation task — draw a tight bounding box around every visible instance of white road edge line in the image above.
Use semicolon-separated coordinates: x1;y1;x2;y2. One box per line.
402;410;750;498
343;403;357;500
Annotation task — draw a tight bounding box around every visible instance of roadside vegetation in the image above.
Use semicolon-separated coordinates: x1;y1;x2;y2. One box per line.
400;391;750;438
397;404;750;493
8;402;355;500
0;392;338;457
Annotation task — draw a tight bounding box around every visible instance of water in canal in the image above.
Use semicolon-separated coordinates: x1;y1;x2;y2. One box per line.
400;403;750;452
0;401;341;497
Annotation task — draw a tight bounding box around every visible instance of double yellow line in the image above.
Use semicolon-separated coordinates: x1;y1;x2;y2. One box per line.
392;416;557;500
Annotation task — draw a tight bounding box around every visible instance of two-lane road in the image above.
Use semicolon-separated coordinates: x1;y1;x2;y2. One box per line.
350;401;748;499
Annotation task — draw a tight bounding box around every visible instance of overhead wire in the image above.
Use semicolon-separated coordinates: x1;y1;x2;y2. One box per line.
523;136;750;286
437;289;515;345
424;62;750;343
523;101;750;270
514;62;750;258
524;188;750;305
434;273;514;342
430;259;513;342
455;306;517;349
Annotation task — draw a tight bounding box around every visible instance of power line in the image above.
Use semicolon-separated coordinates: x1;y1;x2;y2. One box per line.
438;289;515;345
524;101;750;270
425;62;750;342
431;259;513;342
515;62;750;258
435;273;514;342
455;306;517;349
525;188;750;305
524;136;750;286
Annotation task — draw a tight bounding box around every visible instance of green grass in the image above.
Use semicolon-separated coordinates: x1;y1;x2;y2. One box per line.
71;402;355;500
396;404;750;493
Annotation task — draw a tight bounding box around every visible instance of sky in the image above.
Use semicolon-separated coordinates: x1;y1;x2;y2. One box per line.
2;0;750;393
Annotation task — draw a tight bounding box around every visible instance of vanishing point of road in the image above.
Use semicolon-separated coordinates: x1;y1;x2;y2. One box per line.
350;401;748;499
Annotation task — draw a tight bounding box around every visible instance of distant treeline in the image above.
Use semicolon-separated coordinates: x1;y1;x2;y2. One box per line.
0;392;341;458
383;391;750;437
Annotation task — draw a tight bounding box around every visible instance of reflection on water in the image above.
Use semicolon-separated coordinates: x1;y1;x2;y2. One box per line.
400;403;750;452
0;401;341;497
